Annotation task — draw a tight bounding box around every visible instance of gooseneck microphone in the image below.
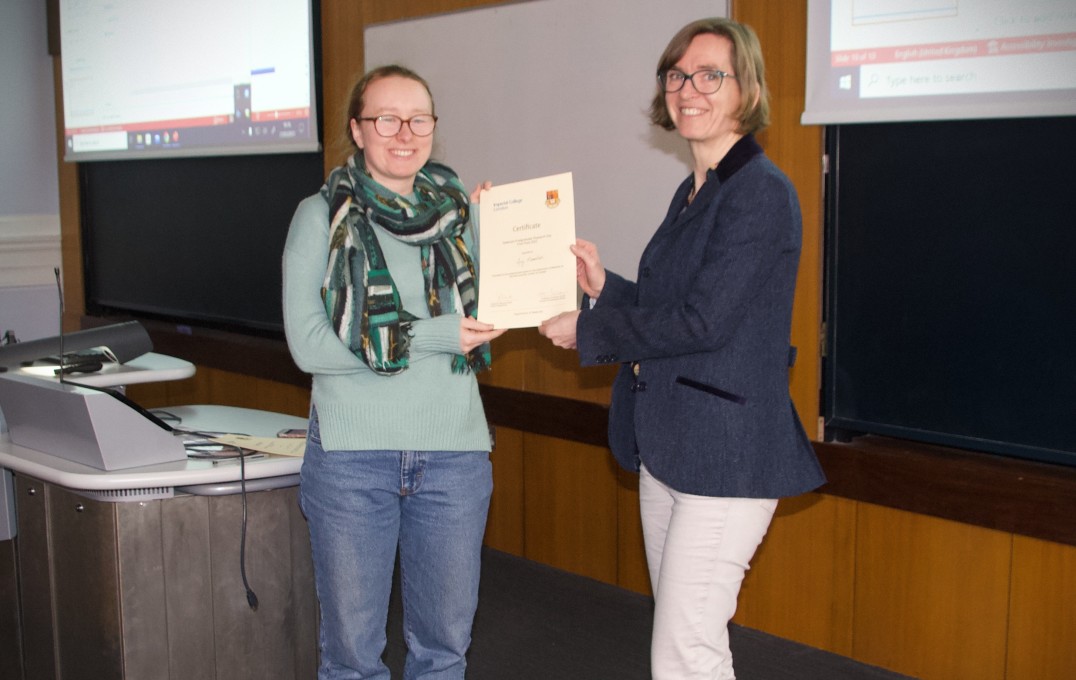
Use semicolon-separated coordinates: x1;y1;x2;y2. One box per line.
54;267;66;384
51;267;103;377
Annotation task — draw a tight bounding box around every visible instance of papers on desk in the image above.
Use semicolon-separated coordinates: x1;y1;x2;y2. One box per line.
477;172;578;329
210;434;306;457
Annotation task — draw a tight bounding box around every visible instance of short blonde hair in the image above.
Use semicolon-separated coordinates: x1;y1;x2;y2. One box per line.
648;18;770;136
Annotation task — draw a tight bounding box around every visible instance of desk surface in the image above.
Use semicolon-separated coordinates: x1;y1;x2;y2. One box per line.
0;405;307;491
10;352;195;387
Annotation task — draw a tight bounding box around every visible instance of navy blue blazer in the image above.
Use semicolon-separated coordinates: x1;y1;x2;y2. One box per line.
576;136;825;498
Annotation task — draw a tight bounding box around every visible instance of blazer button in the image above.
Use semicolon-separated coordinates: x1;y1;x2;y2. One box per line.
636;381;647;392
641;267;651;277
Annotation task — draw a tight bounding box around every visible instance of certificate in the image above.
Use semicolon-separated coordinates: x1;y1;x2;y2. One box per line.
477;172;577;329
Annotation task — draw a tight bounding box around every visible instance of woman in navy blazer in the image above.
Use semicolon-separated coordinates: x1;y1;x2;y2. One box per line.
539;17;825;679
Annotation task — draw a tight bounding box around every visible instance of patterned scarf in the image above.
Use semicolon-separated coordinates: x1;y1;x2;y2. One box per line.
321;152;490;375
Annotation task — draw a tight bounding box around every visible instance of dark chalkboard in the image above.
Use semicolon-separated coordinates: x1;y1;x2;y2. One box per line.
81;151;324;335
823;116;1076;466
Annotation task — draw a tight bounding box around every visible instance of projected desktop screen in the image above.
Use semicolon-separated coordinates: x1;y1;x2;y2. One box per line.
803;0;1076;124
59;0;319;161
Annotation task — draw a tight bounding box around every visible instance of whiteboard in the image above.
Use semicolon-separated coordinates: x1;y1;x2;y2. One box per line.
366;0;728;277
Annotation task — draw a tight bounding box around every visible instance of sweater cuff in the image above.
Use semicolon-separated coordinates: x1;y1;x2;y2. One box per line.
408;314;463;355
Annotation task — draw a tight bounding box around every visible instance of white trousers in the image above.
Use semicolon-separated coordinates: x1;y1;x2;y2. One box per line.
639;465;778;680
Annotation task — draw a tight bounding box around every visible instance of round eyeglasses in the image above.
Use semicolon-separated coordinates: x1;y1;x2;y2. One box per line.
658;69;737;95
358;114;438;137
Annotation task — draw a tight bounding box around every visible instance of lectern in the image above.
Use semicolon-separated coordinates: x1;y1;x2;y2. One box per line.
0;373;186;470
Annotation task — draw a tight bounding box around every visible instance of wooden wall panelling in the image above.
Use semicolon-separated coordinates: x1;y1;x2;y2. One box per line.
121;379;171;409
204;367;311;417
127;367;310;417
204;365;312;415
486;329;618;405
481;329;529;390
521;433;620;585
816;437;1076;547
204;368;268;412
321;0;366;173
526;331;618;403
734;493;856;656
615;469;650;595
852;503;1011;680
125;375;207;412
1006;535;1076;680
734;0;823;438
485;426;526;555
160;374;213;408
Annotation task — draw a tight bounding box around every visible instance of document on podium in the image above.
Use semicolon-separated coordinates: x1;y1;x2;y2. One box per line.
211;434;307;457
477;172;577;329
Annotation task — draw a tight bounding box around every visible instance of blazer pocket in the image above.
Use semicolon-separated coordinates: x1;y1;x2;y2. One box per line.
675;376;747;404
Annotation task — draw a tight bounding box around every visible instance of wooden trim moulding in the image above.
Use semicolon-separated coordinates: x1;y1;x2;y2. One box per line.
87;320;1076;547
815;437;1076;546
481;383;1076;547
479;385;609;449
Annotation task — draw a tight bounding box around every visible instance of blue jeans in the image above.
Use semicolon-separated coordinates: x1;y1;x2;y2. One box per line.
300;414;492;680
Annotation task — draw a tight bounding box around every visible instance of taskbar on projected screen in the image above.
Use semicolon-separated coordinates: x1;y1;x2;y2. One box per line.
64;118;318;162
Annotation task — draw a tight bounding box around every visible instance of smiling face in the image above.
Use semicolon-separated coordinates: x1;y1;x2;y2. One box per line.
665;33;744;164
350;75;434;195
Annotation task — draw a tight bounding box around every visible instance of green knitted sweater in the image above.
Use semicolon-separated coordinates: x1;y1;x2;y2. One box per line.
283;192;491;453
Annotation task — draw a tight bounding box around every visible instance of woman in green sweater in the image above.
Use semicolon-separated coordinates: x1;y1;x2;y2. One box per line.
283;64;505;680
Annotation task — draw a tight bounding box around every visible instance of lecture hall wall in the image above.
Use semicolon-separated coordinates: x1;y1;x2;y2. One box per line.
46;1;1075;678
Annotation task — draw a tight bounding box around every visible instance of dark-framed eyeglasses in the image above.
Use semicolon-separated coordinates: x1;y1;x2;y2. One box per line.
357;114;438;137
658;69;737;94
